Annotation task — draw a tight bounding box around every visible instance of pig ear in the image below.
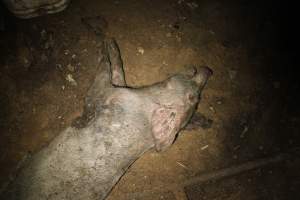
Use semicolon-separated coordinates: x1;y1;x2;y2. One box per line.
151;106;182;151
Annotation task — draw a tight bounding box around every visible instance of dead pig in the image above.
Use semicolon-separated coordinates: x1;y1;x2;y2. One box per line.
2;39;212;200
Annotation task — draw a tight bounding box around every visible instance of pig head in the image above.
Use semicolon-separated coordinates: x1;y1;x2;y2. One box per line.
2;39;212;200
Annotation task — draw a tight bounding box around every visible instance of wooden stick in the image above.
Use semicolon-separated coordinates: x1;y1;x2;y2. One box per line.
121;153;288;200
176;153;287;189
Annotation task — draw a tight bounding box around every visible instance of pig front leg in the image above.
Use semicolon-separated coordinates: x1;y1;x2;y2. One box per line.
88;38;126;91
106;39;127;87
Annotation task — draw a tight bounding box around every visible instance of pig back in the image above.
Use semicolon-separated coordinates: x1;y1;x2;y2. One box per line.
6;100;154;200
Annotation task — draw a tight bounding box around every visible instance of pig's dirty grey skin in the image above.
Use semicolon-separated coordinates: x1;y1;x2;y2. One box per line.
3;39;212;200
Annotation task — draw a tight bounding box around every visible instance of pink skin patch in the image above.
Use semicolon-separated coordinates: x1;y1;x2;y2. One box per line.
151;106;185;151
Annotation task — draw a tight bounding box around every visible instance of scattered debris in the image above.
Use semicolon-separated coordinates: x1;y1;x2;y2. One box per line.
240;125;248;138
233;145;240;151
44;34;54;49
208;30;215;35
176;35;182;42
40;29;47;39
18;47;32;68
209;105;216;113
67;64;75;72
137;47;144;55
228;69;237;80
64;49;70;55
56;64;63;71
216;99;223;105
71;54;76;59
186;2;199;10
176;161;189;170
201;145;209;150
259;145;264;150
65;74;77;86
166;32;172;37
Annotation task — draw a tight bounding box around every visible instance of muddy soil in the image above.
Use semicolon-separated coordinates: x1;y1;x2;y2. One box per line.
0;0;299;199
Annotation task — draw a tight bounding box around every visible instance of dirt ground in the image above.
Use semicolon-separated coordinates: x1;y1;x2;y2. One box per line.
0;0;299;199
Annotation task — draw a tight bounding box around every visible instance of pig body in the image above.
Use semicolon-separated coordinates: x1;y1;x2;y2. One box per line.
2;39;212;200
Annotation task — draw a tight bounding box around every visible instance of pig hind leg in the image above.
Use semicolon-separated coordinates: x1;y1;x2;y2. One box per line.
72;39;126;128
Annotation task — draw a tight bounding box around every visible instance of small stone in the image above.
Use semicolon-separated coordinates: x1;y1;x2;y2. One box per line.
216;100;223;105
64;49;70;55
67;64;75;72
209;30;215;35
56;64;63;71
228;69;237;80
24;58;29;64
240;126;248;138
40;29;47;38
65;74;77;86
137;47;144;55
71;54;76;59
187;2;199;9
209;105;216;113
201;145;209;150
